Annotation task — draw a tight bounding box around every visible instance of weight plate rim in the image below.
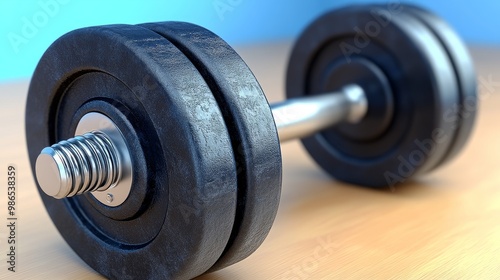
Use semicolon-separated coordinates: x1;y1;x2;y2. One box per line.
286;5;459;187
140;21;283;272
25;24;237;279
398;4;478;171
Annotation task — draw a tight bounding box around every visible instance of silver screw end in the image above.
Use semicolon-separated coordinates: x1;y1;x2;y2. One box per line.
342;85;368;123
36;147;70;198
35;132;121;199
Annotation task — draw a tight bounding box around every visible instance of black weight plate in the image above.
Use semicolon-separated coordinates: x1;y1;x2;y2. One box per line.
141;22;282;271
26;24;238;279
398;4;478;170
287;5;460;187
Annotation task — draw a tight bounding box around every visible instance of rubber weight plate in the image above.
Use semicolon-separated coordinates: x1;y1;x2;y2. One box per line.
26;24;237;279
398;4;478;170
140;22;282;271
287;5;460;187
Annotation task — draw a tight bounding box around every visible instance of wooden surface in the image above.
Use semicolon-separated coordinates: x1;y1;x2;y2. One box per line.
1;43;500;279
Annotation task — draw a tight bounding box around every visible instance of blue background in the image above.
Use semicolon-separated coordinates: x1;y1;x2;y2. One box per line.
1;0;499;82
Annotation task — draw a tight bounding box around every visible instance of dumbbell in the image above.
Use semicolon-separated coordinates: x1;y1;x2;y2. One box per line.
26;4;477;280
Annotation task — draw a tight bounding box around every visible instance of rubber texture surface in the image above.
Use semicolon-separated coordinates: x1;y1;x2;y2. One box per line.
141;21;282;272
287;5;461;187
26;24;238;279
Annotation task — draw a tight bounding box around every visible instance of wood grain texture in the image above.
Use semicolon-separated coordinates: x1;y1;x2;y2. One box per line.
0;44;499;279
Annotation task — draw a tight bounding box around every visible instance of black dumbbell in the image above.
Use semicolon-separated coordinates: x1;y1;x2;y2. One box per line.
26;4;477;280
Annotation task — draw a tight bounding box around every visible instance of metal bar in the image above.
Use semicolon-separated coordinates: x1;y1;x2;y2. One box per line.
271;85;367;142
